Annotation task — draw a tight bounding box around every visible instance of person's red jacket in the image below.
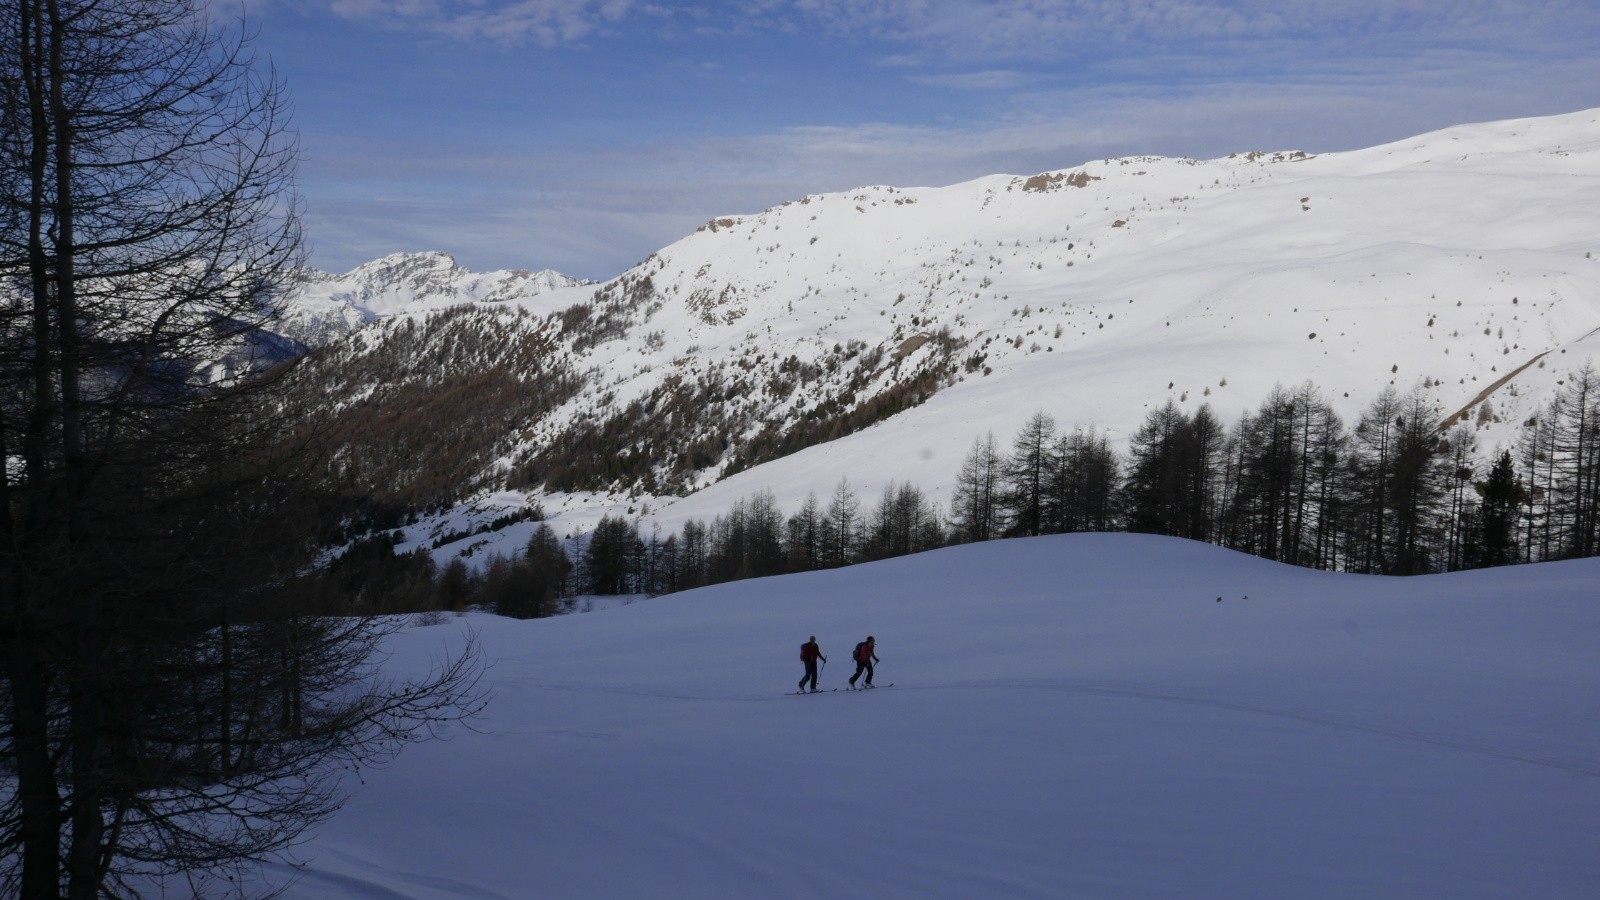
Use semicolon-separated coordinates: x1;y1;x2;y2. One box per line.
801;641;823;663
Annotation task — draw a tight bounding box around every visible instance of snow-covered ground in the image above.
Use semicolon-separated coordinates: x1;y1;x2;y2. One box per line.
257;534;1600;898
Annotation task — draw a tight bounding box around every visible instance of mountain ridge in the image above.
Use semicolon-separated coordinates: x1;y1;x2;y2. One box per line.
273;251;590;348
279;107;1600;554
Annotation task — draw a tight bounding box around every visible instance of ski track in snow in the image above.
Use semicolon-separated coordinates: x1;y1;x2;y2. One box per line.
531;677;1600;779
919;679;1600;779
271;848;511;899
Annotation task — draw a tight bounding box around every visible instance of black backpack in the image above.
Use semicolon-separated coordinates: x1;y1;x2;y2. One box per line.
853;641;867;663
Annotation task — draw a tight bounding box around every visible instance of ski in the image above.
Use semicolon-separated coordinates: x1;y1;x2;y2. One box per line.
788;683;894;695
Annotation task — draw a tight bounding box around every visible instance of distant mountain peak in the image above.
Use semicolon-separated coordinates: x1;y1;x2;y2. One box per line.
273;252;590;349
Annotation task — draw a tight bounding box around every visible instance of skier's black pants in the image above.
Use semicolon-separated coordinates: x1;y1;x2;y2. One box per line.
849;660;873;686
800;660;820;691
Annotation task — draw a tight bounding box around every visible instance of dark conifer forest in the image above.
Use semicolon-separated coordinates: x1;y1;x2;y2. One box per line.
351;368;1600;610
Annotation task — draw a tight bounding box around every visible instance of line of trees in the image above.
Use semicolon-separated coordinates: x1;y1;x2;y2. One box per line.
554;371;1600;598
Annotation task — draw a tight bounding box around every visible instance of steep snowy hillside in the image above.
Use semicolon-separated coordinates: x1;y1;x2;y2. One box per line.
286;108;1600;546
274;251;587;348
247;535;1600;899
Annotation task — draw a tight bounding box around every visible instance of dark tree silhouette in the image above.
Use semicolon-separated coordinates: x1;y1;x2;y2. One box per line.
1471;450;1524;568
1123;401;1201;537
0;2;483;894
1044;426;1120;534
585;515;643;594
1001;412;1056;536
950;432;1002;542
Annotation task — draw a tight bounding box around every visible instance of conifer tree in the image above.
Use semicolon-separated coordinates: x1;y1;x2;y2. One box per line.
1043;426;1120;533
1222;386;1340;564
1472;450;1524;568
1347;386;1447;574
584;515;642;594
1123;401;1197;537
1001;412;1057;537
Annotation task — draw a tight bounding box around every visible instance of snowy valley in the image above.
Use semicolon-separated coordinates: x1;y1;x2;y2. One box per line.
12;2;1598;894
278;108;1600;561
253;534;1600;898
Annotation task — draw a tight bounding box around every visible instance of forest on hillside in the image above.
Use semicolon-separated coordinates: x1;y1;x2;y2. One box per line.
331;365;1600;617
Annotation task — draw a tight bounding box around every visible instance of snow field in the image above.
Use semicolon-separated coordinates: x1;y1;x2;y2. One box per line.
265;534;1600;899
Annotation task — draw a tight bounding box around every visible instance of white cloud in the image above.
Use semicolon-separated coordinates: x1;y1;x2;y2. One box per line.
784;0;1599;62
906;70;1037;89
312;0;1597;56
325;0;641;43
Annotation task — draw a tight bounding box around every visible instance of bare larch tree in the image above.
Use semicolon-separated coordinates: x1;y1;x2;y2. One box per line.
0;1;484;896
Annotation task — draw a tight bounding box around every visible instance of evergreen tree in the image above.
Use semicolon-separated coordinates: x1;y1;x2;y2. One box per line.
1389;388;1449;573
1043;426;1120;533
1186;404;1226;542
436;558;474;611
1001;412;1057;536
523;522;573;612
1346;387;1401;572
1472;450;1524;568
1347;386;1447;574
1123;400;1199;537
584;515;642;594
1221;385;1340;564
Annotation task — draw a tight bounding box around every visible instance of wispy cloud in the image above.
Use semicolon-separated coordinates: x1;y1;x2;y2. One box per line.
788;0;1599;62
906;70;1037;89
313;0;1599;66
325;0;643;44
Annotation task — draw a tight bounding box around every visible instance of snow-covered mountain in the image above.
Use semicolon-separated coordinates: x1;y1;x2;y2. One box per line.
285;108;1600;553
246;534;1600;897
273;251;588;348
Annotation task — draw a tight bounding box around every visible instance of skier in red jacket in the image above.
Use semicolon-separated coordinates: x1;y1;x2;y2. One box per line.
848;636;878;688
798;636;827;692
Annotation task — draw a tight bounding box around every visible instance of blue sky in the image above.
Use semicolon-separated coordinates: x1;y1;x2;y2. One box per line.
248;1;1600;280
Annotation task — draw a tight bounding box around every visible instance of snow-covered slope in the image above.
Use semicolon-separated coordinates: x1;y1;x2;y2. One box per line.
290;108;1600;552
620;107;1598;490
251;534;1600;898
274;251;587;347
